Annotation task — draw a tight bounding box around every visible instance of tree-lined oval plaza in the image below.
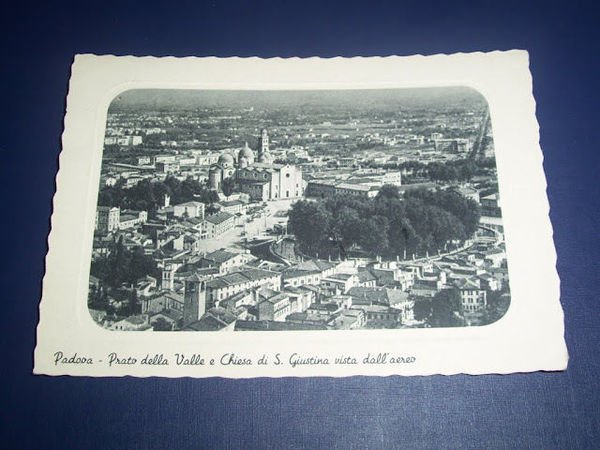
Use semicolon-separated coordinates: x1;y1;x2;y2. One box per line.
88;87;510;332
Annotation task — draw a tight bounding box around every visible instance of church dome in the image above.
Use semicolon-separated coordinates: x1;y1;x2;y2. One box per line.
218;153;234;167
258;152;273;164
238;142;254;161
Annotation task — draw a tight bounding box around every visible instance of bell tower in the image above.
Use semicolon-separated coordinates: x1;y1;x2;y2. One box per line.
258;128;269;155
257;128;273;163
183;274;207;326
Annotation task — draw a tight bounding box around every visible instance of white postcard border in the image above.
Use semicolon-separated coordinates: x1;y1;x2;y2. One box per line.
34;51;568;378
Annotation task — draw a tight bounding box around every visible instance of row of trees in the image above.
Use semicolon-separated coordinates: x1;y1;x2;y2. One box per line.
413;287;511;327
90;237;160;289
98;175;219;214
89;238;160;317
88;284;140;317
288;185;480;258
367;157;497;183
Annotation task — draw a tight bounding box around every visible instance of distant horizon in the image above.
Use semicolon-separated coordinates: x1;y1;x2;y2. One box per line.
109;86;488;112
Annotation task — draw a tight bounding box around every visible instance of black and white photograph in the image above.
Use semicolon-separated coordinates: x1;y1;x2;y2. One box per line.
34;53;566;378
88;87;510;332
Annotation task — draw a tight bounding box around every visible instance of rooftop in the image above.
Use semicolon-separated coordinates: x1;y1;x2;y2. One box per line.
205;211;234;225
219;199;244;207
206;268;280;289
174;201;205;208
203;249;238;264
234;320;327;331
454;278;481;290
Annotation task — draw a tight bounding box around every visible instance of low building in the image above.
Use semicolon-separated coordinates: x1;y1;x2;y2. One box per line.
370;262;416;290
96;206;120;233
205;268;282;307
183;307;237;331
306;179;381;200
321;273;360;295
257;292;292;322
357;305;402;328
216;199;245;215
306;180;337;198
410;279;443;298
149;310;182;330
119;210;148;230
481;193;502;217
156;161;180;174
357;270;377;288
484;247;506;267
141;291;185;315
330;309;366;330
478;273;500;291
347;286;414;323
456;185;480;203
335;183;380;199
118;214;140;230
455;278;487;313
173;201;205;219
200;249;255;274
306;302;342;318
203;211;235;239
283;286;316;313
282;259;338;287
110;315;152;331
282;268;321;287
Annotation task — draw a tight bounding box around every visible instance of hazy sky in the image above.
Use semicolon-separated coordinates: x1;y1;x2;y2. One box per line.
109;87;488;112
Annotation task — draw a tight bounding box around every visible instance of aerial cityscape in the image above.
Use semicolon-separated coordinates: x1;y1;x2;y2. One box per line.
88;87;510;332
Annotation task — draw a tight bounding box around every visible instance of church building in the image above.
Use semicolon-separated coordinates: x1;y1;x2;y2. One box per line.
208;129;304;201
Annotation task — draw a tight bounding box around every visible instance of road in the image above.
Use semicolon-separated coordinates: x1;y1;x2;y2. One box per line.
197;198;297;253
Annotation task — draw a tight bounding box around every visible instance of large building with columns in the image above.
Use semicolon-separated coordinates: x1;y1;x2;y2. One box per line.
208;129;304;201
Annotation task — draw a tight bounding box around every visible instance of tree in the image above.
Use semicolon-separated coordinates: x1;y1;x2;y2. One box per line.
335;207;363;248
413;298;432;321
288;200;332;251
91;242;159;292
359;215;390;255
88;283;111;312
221;177;236;198
375;184;401;201
480;290;511;325
205;203;220;215
96;174;217;216
289;187;480;258
429;289;463;327
152;317;173;331
123;289;140;316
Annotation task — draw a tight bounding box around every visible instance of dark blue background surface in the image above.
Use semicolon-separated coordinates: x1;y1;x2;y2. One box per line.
2;1;599;448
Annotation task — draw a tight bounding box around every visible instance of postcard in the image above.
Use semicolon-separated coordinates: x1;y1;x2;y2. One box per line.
34;52;567;377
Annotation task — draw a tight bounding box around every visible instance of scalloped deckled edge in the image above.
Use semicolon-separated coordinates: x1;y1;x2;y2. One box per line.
34;51;567;379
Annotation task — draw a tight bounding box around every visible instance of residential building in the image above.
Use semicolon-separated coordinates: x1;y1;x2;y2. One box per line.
141;291;185;315
282;259;338;287
216;199;245;215
321;273;360;295
183;307;237;331
481;193;502;217
110;315;152;331
455;278;487;313
258;292;292;322
357;305;402;328
204;268;281;309
173;201;205;219
200;249;255;274
96;206;120;233
203;211;235;239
